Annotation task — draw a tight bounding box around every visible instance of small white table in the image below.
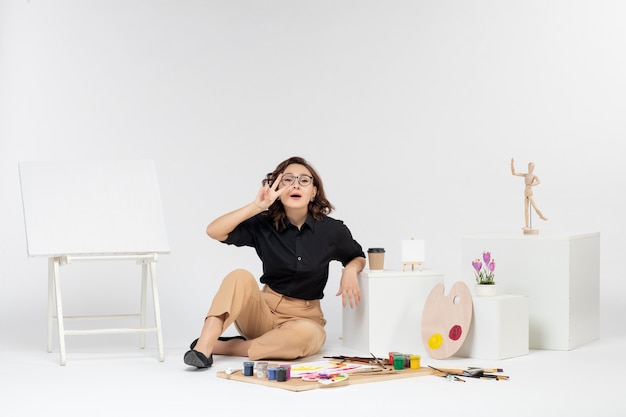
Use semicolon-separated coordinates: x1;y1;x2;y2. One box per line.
342;269;444;356
457;295;529;360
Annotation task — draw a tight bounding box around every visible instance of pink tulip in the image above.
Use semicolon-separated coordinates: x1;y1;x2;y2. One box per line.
472;259;482;273
482;251;491;265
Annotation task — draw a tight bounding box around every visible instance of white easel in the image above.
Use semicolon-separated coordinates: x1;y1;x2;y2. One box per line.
19;160;170;365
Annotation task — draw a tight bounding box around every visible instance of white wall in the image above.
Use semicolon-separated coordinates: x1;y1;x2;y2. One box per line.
1;0;624;350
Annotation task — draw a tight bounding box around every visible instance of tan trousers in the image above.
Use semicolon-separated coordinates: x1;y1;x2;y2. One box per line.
207;269;327;361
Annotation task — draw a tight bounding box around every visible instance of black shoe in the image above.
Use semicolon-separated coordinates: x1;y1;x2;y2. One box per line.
218;335;247;342
184;349;213;368
189;335;246;350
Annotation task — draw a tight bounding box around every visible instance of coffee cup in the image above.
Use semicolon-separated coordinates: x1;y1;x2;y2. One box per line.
367;248;385;271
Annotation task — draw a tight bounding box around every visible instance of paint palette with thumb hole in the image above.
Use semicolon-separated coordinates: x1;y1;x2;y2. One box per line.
421;281;473;359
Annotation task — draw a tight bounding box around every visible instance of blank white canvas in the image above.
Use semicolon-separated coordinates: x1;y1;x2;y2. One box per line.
401;239;425;263
19;160;170;257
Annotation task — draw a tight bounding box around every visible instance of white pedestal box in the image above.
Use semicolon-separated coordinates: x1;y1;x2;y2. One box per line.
342;269;444;356
461;233;600;350
458;295;529;360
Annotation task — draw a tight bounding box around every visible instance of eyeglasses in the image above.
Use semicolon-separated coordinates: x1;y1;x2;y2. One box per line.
281;173;314;187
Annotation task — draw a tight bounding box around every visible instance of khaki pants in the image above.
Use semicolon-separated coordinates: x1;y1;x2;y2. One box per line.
207;269;327;360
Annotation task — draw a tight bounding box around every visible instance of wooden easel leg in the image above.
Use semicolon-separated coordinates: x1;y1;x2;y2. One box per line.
52;258;67;366
47;258;54;354
402;262;423;272
139;262;147;349
149;260;165;362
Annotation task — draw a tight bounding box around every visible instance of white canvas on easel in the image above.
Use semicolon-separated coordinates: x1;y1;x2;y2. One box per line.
401;238;425;271
20;160;170;256
19;159;170;365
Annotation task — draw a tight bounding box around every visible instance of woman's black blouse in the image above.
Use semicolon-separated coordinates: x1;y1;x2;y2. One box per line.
223;212;365;300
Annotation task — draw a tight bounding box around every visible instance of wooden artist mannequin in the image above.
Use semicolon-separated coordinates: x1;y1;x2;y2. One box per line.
511;158;548;232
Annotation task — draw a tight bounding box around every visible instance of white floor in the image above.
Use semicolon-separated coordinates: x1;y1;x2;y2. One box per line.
2;335;624;416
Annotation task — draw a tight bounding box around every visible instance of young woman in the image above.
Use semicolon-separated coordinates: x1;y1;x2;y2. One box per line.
184;156;366;368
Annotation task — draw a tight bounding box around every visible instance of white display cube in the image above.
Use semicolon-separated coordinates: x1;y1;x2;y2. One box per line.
458;295;529;360
462;233;600;350
342;269;443;356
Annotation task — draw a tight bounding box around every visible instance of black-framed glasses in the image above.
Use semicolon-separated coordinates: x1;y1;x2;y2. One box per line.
281;174;313;187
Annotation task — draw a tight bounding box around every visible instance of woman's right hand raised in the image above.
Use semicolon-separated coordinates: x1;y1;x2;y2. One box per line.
256;173;287;210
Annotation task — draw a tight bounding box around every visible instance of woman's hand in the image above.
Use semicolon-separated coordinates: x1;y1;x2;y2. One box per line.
207;173;288;241
336;257;365;308
255;173;287;210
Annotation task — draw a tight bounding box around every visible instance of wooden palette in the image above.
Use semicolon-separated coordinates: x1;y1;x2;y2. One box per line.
421;281;473;359
216;366;433;392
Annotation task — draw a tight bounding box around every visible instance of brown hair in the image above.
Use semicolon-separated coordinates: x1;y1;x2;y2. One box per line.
262;156;334;229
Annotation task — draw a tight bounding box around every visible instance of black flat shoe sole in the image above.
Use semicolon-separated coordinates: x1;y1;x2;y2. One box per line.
184;350;213;368
189;335;246;350
218;335;247;342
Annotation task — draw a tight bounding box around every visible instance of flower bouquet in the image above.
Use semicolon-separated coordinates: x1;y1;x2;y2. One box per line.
472;251;496;285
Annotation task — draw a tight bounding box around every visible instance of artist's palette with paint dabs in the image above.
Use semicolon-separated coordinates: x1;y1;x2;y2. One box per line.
421;282;473;359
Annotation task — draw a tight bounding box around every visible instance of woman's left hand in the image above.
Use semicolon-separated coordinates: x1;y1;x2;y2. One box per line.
336;264;363;309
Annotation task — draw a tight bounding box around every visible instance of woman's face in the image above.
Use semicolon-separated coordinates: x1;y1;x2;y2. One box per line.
278;163;317;210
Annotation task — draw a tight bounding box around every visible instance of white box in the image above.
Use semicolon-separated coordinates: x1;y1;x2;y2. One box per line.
462;233;600;350
342;269;444;356
458;295;529;360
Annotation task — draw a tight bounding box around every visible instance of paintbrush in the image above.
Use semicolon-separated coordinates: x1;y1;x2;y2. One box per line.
323;354;390;368
428;365;466;382
436;367;508;377
347;368;399;376
468;367;504;373
370;352;387;369
430;367;509;380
